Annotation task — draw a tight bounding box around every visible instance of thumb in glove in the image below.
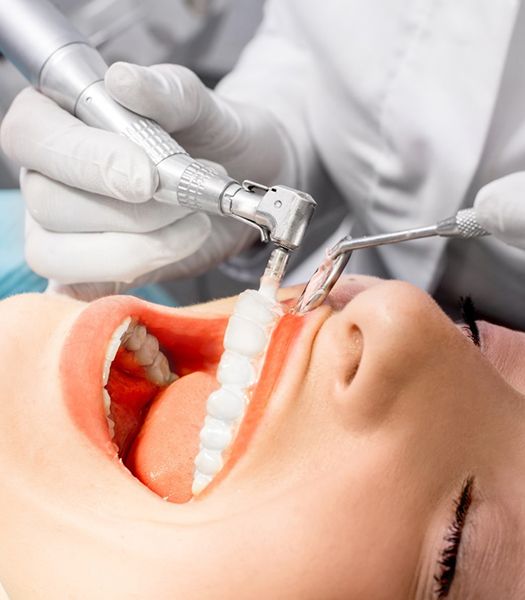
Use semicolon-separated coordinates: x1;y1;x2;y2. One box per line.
474;172;525;250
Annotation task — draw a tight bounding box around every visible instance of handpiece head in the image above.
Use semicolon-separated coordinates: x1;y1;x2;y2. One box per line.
253;184;317;251
221;180;317;285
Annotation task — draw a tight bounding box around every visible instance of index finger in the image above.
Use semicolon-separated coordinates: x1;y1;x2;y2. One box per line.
0;87;158;203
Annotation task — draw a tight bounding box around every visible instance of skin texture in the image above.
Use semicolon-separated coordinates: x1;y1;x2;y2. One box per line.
0;276;525;599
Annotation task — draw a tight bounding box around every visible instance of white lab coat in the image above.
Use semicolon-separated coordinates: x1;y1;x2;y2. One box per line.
219;0;525;327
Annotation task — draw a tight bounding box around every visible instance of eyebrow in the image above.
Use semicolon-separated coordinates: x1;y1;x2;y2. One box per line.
434;476;475;598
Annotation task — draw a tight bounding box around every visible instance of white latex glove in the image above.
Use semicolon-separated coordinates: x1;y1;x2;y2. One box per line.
474;172;525;250
0;62;294;293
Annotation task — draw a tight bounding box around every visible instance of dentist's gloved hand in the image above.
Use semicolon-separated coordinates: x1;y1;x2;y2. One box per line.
0;62;293;293
474;172;525;250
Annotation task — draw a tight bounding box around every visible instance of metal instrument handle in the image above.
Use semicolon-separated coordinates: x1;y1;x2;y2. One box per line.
330;208;489;259
295;207;490;314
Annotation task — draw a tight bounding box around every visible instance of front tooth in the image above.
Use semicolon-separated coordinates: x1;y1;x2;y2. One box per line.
207;387;246;422
193;288;283;497
217;351;256;387
200;417;233;450
234;290;279;325
102;388;111;418
103;317;132;386
134;333;160;366
102;388;115;437
224;316;268;358
192;472;212;495
195;449;223;476
124;323;147;352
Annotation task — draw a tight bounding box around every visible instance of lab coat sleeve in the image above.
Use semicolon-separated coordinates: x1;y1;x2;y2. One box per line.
216;0;317;189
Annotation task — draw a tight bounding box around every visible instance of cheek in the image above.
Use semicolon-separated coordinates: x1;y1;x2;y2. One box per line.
0;298;84;415
258;452;423;598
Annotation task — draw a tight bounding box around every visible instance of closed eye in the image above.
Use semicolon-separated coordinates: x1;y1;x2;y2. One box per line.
433;476;474;598
459;296;480;347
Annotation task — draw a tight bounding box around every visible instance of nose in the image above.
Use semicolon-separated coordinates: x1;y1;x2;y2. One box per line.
331;280;464;429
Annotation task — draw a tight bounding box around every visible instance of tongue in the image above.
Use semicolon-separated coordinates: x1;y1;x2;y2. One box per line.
126;371;218;504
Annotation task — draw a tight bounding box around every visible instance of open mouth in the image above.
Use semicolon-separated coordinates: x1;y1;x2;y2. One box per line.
60;295;303;504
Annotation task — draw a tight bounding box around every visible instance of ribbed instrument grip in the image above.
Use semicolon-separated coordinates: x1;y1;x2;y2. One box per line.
456;209;489;238
122;118;187;165
176;161;222;211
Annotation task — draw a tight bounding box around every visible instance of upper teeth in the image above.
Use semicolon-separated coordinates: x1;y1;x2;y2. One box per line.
217;351;256;387
192;288;282;495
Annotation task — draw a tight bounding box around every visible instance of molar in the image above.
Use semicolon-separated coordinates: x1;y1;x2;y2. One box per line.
134;333;160;366
122;320;177;384
101;319;179;451
145;351;174;386
122;322;147;351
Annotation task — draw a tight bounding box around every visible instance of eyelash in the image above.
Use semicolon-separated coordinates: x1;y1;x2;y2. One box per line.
459;296;480;347
434;477;474;598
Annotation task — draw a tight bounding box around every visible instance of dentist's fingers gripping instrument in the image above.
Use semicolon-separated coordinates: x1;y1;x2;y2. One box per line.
0;0;316;287
295;208;490;313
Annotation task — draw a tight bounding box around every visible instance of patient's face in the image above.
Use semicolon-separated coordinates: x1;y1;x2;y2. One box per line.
1;276;525;599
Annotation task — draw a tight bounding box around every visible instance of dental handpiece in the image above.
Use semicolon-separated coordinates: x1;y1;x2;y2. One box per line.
0;0;316;285
295;208;490;313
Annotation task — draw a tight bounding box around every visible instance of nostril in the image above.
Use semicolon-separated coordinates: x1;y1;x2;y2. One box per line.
338;280;450;380
343;325;363;387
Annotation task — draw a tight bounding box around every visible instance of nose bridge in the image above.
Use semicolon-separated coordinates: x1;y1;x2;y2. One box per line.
349;280;445;361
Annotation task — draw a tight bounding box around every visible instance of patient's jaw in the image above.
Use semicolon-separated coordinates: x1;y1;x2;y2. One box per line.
1;278;525;599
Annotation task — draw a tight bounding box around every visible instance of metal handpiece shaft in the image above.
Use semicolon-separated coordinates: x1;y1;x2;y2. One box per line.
0;0;317;276
0;0;242;216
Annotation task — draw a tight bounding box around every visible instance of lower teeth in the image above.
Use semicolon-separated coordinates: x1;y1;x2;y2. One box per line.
120;320;177;386
102;319;178;440
102;388;115;438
